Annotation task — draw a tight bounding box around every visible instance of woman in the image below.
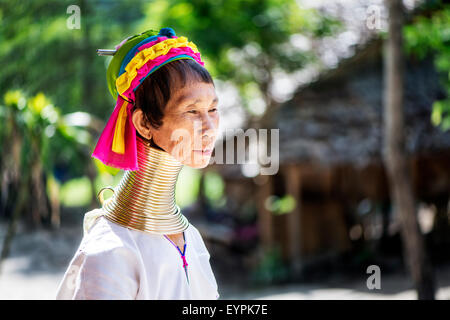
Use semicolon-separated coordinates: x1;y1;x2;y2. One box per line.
55;27;220;299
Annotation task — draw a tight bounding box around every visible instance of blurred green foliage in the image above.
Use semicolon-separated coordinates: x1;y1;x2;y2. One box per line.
0;0;146;119
0;90;91;180
0;0;340;212
203;171;226;208
0;89;96;226
404;1;450;131
176;166;202;208
265;194;296;215
150;0;341;115
60;176;92;207
0;0;340;121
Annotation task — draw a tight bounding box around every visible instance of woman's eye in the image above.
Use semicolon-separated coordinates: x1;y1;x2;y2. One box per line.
186;108;217;114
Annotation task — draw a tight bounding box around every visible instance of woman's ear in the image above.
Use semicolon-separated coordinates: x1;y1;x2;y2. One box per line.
132;108;153;139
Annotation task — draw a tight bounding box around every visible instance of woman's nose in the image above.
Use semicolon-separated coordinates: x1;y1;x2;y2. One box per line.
200;112;218;137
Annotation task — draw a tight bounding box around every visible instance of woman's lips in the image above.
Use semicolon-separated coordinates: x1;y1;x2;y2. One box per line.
194;149;212;156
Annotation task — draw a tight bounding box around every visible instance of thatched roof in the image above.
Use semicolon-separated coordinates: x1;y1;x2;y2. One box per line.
275;37;450;167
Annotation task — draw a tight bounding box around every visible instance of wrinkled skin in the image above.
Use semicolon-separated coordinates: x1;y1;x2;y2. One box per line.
132;81;219;169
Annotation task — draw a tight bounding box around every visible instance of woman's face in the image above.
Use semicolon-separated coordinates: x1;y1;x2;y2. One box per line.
134;81;220;168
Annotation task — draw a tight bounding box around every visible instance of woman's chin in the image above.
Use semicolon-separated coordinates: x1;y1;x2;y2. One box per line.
183;154;212;168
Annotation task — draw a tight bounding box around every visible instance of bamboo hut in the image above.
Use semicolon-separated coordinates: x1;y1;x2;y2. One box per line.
209;38;450;275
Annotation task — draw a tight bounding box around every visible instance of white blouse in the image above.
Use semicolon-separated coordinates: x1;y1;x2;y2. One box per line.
55;211;220;300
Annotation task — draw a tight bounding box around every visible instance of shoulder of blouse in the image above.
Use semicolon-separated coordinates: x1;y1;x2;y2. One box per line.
187;223;211;258
79;215;139;257
59;216;142;300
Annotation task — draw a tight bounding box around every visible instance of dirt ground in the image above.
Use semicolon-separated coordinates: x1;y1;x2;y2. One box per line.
1;218;449;300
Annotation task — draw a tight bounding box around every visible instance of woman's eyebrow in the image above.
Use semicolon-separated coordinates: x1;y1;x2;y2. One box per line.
174;93;191;106
182;96;219;107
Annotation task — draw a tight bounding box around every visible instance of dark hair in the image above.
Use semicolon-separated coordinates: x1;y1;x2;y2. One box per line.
133;59;214;135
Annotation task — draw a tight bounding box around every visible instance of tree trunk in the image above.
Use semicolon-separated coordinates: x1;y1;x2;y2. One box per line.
256;175;274;251
383;0;435;300
282;164;302;276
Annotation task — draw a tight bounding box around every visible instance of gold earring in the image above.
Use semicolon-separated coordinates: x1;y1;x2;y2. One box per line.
145;135;153;146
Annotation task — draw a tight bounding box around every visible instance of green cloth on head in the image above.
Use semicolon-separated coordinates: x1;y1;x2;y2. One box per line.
106;29;159;100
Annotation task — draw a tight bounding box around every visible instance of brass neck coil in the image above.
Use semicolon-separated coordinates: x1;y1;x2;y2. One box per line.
99;135;189;235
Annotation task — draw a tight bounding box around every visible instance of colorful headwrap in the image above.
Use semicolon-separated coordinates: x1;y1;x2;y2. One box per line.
92;27;205;171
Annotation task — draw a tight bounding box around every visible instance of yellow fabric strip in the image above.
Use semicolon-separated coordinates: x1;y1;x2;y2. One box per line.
116;36;199;95
112;100;129;154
